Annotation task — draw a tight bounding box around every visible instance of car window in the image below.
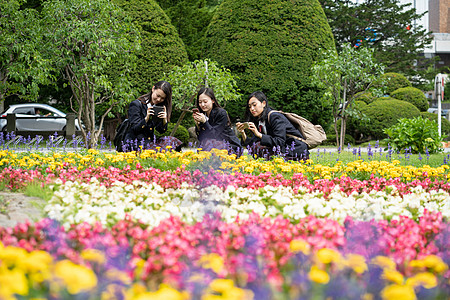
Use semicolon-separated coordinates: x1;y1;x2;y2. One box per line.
13;107;35;115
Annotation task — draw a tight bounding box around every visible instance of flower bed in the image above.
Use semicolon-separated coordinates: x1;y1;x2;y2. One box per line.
0;149;449;299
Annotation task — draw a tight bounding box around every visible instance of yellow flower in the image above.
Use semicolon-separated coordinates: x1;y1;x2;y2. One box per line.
0;268;29;296
423;255;448;273
289;239;310;255
381;284;416;300
132;284;187;300
382;269;404;285
344;254;368;274
406;272;437;289
81;248;106;265
308;265;330;284
316;248;341;264
198;253;224;274
372;256;397;270
209;279;234;293
54;260;97;294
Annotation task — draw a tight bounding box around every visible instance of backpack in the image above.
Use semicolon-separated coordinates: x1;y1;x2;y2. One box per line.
268;111;327;149
114;119;130;152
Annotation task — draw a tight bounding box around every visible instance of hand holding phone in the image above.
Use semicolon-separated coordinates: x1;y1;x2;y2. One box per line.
242;122;250;129
192;108;199;114
150;106;164;121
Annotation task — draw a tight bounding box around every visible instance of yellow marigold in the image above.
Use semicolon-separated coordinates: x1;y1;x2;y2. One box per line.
0;246;28;267
316;248;341;264
423;255;448;273
372;256;397;270
308;265;330;284
54;260;97;295
198;253;224;274
81;248;106;265
406;272;437;289
289;239;310;255
0;268;29;296
381;284;416;300
382;269;404;285
344;254;368;274
19;250;53;274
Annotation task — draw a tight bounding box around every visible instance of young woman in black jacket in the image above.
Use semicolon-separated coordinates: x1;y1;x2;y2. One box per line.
236;91;309;160
123;80;182;152
192;87;241;154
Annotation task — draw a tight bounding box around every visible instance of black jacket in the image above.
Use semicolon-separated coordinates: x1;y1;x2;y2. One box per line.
125;99;167;142
196;107;241;148
244;108;309;158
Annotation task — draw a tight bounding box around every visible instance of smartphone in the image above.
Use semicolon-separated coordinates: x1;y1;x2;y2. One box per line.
242;122;250;129
192;108;200;114
150;106;164;121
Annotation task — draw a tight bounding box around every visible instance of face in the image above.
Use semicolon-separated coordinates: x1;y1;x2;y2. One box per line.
248;97;266;117
151;87;166;105
198;93;214;114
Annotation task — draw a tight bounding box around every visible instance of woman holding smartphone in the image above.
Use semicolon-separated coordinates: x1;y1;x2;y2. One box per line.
123;80;182;152
236;91;309;161
193;87;242;154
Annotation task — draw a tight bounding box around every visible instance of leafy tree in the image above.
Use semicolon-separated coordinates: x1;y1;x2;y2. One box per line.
311;44;384;149
40;0;141;147
164;59;239;135
203;0;335;126
319;0;434;80
113;0;188;97
156;0;221;60
0;0;53;112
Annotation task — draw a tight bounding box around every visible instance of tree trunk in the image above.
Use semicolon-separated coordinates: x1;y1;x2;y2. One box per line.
170;93;197;136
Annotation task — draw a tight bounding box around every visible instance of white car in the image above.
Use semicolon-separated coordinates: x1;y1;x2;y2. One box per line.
0;103;81;131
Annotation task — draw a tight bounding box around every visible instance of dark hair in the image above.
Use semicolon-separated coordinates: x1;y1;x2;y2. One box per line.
138;80;173;122
245;91;270;122
197;87;232;125
196;87;221;111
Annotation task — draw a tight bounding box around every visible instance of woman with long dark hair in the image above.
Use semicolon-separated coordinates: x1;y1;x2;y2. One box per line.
192;87;241;154
236;91;309;160
123;80;182;152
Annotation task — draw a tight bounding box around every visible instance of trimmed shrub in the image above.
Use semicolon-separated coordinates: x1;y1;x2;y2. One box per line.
345;100;369;142
113;0;188;94
354;92;376;104
155;123;189;145
359;99;421;140
391;87;429;112
373;72;412;95
420;112;450;139
203;0;335;126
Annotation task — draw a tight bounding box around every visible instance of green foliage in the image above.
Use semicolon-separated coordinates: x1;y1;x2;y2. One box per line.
312;44;385;148
23;182;53;202
155;123;189;145
345;100;369;142
420;112;450;138
354;92;377;104
113;0;188;97
0;0;54;111
322;134;355;146
383;117;443;154
41;0;141;147
373;72;412;95
444;79;450;102
390;87;428;112
203;0;335;124
156;0;220;60
319;0;434;80
360;99;421;140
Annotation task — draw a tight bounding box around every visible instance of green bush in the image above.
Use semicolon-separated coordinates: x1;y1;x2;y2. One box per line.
114;0;188;94
390;87;429;112
420;112;450;139
354;92;376;104
155;123;189;145
359;99;421;140
373;72;412;95
383;117;443;154
203;0;335;126
344;100;369;142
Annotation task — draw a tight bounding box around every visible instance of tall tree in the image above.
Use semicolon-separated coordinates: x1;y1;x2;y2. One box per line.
311;44;384;149
0;0;53;112
156;0;221;60
40;0;141;147
319;0;434;81
203;0;335;127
